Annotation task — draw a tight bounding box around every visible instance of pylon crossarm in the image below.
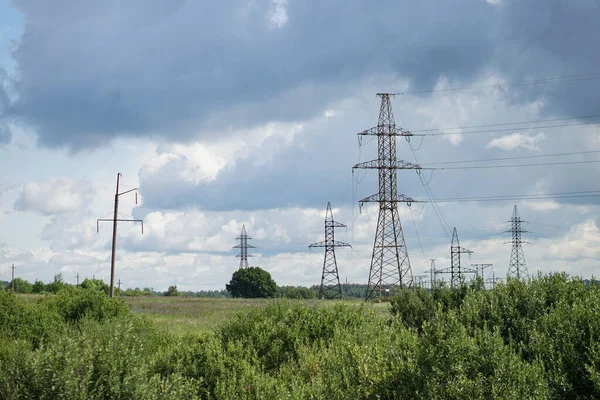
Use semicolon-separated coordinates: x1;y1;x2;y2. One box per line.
353;159;424;170
331;240;352;248
358;193;422;210
357;126;422;137
233;244;256;249
309;241;327;248
330;221;347;228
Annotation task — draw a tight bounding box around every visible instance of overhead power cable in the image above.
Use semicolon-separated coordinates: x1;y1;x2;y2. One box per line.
429;190;600;203
430;159;600;170
396;72;600;95
421;120;600;136
421;150;600;165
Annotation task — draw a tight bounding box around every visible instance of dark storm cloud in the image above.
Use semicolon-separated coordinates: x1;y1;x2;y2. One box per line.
0;0;502;150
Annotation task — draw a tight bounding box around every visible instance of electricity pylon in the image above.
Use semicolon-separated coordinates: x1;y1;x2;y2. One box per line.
353;93;423;301
309;202;351;299
506;205;528;279
234;225;255;269
450;227;474;287
97;173;144;298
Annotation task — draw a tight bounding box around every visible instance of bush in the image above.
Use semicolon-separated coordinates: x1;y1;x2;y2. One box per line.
226;267;277;298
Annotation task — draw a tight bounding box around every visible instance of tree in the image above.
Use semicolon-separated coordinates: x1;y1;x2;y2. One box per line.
7;278;33;294
165;285;179;297
226;267;277;298
32;280;46;293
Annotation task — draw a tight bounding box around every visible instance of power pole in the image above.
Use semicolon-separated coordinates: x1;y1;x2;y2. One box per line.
486;271;504;289
352;93;424;301
424;259;436;289
470;263;493;280
97;173;144;298
76;273;80;285
234;225;256;269
117;279;122;290
310;202;351;299
415;274;428;288
506;205;528;280
450;227;474;287
10;263;15;291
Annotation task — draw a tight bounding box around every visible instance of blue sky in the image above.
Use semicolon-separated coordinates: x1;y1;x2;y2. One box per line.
1;0;600;290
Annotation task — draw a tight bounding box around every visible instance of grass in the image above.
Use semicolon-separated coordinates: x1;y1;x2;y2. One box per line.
123;296;391;335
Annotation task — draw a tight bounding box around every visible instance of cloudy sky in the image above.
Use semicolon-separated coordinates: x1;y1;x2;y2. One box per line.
1;0;600;291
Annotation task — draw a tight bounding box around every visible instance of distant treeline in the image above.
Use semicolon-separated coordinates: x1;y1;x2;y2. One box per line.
4;274;372;299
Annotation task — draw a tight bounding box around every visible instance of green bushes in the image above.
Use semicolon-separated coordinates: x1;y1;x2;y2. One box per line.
390;272;600;399
1;273;599;398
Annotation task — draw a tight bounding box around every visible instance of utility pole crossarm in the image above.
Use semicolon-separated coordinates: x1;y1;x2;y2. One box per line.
97;219;144;233
357;126;423;137
353;159;425;170
358;193;422;205
329;221;347;228
309;240;352;248
233;244;256;249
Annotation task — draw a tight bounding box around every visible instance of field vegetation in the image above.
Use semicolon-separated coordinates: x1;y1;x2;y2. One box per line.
1;273;599;399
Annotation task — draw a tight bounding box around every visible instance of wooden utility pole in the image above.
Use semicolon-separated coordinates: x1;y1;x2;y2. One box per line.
10;264;16;291
97;173;144;298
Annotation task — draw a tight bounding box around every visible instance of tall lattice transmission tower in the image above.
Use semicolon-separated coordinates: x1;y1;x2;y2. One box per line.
309;202;351;299
450;227;474;287
506;205;528;279
353;93;420;301
234;225;255;269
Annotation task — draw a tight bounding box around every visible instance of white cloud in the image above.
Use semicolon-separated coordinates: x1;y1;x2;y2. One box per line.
268;0;288;29
486;132;546;151
14;178;95;215
525;200;560;211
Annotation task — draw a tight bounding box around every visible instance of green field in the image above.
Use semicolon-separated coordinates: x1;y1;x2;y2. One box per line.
124;296;390;335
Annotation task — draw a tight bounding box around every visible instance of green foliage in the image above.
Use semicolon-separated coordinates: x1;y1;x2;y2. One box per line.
2;273;600;398
7;277;33;294
226;267;277;298
32;279;45;293
166;285;180;297
276;285;318;299
80;277;110;295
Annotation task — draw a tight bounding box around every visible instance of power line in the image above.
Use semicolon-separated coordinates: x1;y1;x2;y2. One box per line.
421;150;600;165
432;159;600;170
412;114;600;133
430;190;600;203
422;121;600;136
396;72;600;95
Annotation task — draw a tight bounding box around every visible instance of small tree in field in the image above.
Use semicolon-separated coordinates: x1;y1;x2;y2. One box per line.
166;285;179;297
226;267;277;298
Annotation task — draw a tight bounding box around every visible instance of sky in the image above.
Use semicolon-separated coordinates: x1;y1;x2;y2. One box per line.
1;0;600;291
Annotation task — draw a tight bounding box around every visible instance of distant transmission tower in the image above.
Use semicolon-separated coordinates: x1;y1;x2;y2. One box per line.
450;227;474;287
506;205;528;279
234;225;255;269
309;202;351;299
353;93;421;301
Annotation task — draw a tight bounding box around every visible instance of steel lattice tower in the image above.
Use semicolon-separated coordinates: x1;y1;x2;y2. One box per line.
450;227;474;287
234;225;256;269
506;205;528;279
353;93;420;301
309;202;351;299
